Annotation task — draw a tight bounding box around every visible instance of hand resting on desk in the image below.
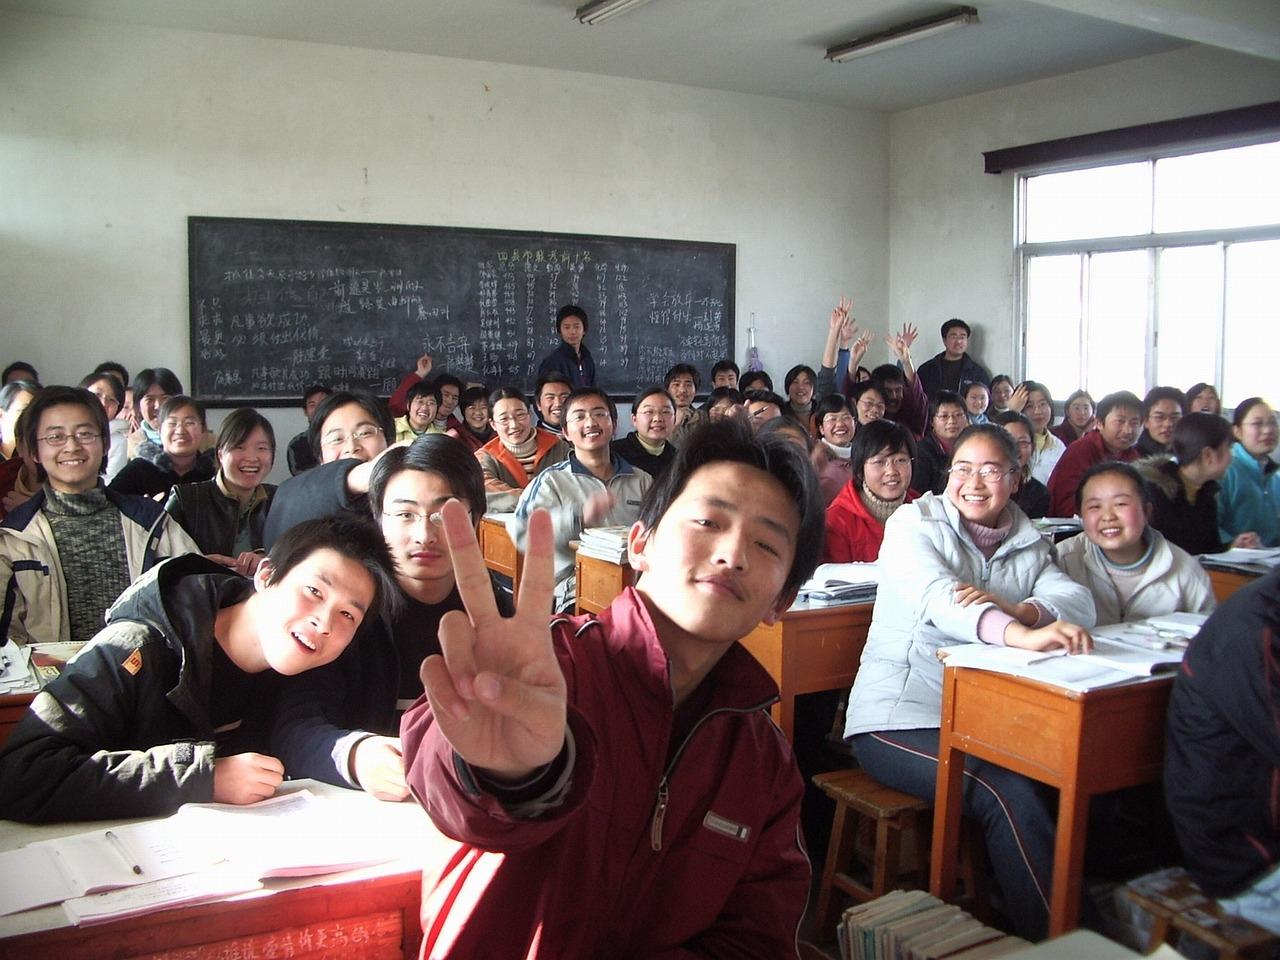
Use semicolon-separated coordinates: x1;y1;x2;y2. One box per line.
213;753;284;805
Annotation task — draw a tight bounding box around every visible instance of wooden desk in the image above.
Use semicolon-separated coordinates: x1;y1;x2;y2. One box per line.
0;782;427;959
574;553;636;615
1205;566;1258;604
0;692;36;749
739;600;873;744
930;667;1172;937
479;514;521;597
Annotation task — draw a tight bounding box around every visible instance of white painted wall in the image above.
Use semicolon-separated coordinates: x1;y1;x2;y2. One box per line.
888;45;1280;380
0;11;889;480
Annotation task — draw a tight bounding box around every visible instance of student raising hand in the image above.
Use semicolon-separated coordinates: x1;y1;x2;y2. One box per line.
420;500;567;782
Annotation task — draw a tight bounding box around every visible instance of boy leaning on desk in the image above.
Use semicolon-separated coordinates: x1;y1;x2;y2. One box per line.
0;514;399;823
400;419;824;958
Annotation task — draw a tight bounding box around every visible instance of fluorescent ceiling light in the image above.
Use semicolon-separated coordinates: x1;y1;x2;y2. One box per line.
826;6;979;62
575;0;653;25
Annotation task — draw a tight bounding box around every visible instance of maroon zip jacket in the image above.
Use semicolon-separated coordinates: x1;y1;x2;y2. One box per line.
401;587;809;958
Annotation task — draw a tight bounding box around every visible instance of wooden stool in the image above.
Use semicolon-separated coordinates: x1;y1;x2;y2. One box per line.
812;768;991;938
1124;867;1280;959
811;769;932;935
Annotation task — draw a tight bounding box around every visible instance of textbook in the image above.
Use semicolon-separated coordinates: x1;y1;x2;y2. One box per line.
576;525;630;563
799;561;879;605
0;790;401;919
1199;546;1280;575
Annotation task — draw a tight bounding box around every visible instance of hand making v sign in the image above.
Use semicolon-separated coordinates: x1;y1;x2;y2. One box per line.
419;499;567;782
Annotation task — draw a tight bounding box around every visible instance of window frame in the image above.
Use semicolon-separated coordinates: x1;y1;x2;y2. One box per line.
1014;134;1280;401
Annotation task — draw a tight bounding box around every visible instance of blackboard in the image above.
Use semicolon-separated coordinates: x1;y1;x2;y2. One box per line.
188;217;735;405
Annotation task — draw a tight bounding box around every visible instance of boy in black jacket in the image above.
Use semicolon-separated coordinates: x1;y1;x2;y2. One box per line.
0;514;398;823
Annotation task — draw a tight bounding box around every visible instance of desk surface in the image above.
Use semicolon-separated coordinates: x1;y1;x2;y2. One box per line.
0;781;432;959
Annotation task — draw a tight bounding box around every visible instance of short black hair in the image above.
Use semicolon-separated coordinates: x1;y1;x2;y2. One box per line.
459;385;489;410
1075;460;1151;513
130;368;184;420
704;386;743;409
664;363;701;392
1232;397;1270;429
2;362;39;385
814;393;853;430
432;373;465;395
216;407;276;455
850;381;886;406
1096;391;1143;423
849;419;916;491
302;383;332;403
637;418;823;599
992;409;1034;435
738;370;773;393
79;372;124;408
20;386;109;480
488;385;529;409
743;388;787;411
368;433;486;526
158;395;207;430
406;379;443;406
536;372;573;394
870;364;904;387
632;385;675;410
710;360;740;380
757;415;814;451
941;318;970;339
1172;411;1233;464
565;386;617;425
783;364;817;395
929;390;966;420
950;423;1020;471
1185;382;1218;407
961;380;989;401
990;374;1013;392
308;390;394;461
556;304;589;334
1063;389;1094;411
92;361;129;386
1142;386;1187;420
264;514;401;626
0;381;37;413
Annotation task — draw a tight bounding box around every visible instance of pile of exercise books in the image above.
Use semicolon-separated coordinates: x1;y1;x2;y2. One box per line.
1199;546;1280;576
798;562;880;605
576;526;630;563
838;890;1028;960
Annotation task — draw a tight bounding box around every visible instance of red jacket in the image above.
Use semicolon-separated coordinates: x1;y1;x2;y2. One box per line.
1045;428;1140;517
823;483;917;563
400;587;810;959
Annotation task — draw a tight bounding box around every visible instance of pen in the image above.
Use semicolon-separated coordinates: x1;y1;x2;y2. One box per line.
105;830;143;875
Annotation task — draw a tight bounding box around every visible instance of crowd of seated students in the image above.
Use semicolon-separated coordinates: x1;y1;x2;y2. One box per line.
0;293;1278;951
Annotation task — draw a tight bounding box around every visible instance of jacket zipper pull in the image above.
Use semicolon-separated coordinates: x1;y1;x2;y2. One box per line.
650;780;669;851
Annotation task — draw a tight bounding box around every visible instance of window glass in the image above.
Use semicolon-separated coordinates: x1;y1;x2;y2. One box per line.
1155;142;1280;234
1085;250;1148;399
1155;245;1221;391
1224;239;1280;406
1025;255;1082;401
1025;162;1150;243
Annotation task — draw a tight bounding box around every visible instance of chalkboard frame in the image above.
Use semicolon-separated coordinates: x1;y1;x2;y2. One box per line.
187;216;736;408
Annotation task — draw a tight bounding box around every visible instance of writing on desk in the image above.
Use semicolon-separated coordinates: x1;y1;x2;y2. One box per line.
144;913;394;959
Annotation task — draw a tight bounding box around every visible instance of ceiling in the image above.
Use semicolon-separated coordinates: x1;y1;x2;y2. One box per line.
5;0;1279;111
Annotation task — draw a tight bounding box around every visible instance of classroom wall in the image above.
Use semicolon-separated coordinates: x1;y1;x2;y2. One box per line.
888;45;1280;380
0;11;888;479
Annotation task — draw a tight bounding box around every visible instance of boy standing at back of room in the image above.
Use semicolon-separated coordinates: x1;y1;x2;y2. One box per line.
0;515;398;822
402;418;823;957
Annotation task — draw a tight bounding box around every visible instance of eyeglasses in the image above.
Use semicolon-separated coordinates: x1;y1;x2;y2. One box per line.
1148;413;1181;425
383;510;448;528
857;399;886;412
38;429;103;448
163;417;203;431
493;411;531;427
947;464;1015;481
321;426;381;447
934;412;967;422
866;455;911;470
566;409;611;425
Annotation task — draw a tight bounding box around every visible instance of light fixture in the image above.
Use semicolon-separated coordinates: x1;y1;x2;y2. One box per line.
826;6;979;62
574;0;653;25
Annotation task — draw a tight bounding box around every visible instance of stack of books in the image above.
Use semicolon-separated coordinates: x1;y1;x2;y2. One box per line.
799;562;880;605
1199;546;1280;576
838;890;1028;960
577;526;631;563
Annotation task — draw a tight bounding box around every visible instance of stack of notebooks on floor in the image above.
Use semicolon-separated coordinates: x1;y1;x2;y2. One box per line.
576;526;630;563
838;890;1028;960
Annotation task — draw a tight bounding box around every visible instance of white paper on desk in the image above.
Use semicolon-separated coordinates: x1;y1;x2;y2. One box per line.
0;819;217;916
63;864;264;925
936;644;1141;693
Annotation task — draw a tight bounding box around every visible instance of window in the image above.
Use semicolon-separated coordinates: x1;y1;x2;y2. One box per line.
1019;139;1280;407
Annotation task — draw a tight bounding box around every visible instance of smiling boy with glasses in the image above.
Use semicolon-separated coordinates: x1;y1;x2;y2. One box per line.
0;386;199;646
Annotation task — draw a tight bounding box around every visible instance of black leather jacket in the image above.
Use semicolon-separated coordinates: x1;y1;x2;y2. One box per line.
164;478;276;555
